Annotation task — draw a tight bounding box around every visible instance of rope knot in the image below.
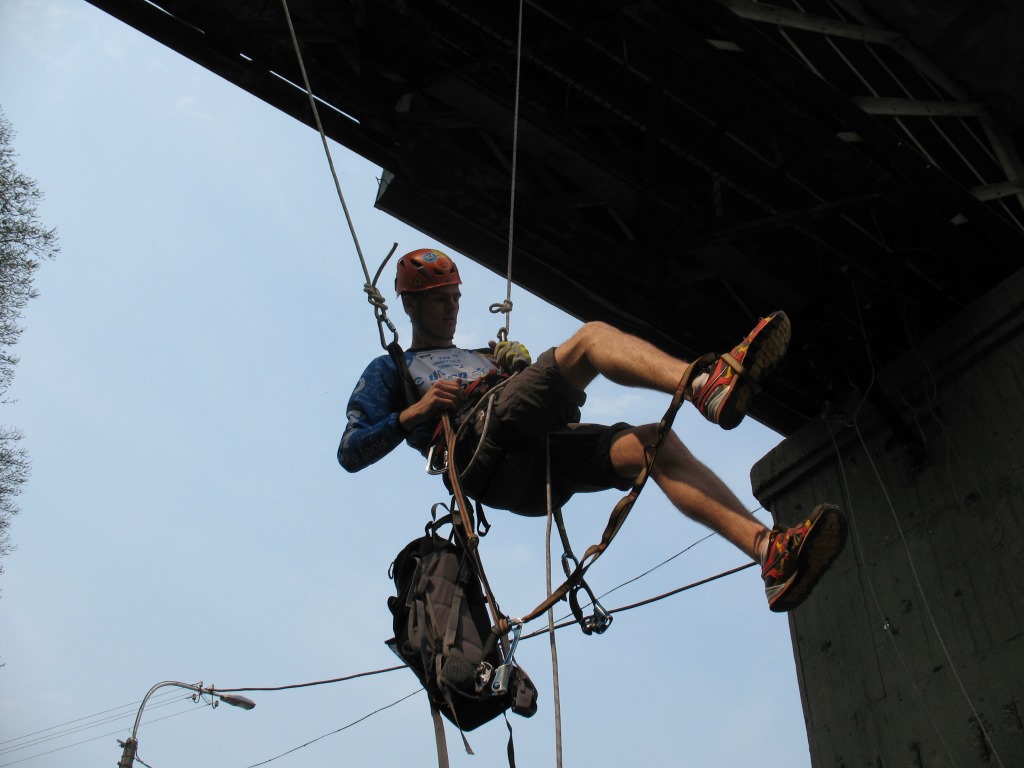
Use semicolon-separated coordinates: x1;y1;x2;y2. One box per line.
488;300;514;315
363;283;389;311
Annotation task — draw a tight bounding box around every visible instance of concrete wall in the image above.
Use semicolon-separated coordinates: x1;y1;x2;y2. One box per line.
751;268;1024;767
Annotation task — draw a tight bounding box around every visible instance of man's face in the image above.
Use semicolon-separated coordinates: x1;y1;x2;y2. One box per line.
405;284;461;344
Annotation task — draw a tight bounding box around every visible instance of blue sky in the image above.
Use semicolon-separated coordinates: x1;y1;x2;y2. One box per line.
0;2;810;766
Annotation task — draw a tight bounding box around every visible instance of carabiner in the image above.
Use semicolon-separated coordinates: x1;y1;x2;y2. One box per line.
425;443;448;475
560;552;579;579
491;620;523;694
583;599;613;635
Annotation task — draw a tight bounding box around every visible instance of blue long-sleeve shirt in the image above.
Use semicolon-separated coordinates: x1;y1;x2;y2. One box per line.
338;347;496;473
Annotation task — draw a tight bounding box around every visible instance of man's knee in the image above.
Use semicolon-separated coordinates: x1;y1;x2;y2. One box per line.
610;423;696;474
560;321;614;352
608;423;674;473
555;321;617;389
580;320;620;343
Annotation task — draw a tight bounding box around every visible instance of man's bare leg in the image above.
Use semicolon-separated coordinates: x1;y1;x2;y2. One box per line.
553;314;791;431
554;317;846;612
554;321;696;394
609;425;769;561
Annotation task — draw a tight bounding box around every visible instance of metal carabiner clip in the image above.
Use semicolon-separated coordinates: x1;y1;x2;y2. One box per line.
425;443;448;475
584;599;613;635
491;620;523;695
560;552;580;579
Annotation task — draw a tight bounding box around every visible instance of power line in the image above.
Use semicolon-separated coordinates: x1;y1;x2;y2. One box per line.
231;560;755;768
5;532;744;766
0;694;193;756
213;665;405;694
0;689;185;748
527;561;756;639
242;690;422;768
0;701;211;768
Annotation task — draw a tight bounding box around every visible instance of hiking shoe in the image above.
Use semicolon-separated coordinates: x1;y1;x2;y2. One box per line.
762;503;847;613
693;311;791;430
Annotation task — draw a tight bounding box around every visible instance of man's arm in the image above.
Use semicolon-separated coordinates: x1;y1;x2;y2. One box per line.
337;357;470;472
337;356;410;473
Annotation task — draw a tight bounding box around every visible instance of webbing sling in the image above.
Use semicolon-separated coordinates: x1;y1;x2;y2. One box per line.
515;352;716;629
441;413;509;657
387;341;420;411
435;414;524;768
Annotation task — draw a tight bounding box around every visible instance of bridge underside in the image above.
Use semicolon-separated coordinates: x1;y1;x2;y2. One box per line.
85;0;1024;437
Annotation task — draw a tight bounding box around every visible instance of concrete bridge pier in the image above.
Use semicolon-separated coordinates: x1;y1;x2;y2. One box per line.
751;268;1024;767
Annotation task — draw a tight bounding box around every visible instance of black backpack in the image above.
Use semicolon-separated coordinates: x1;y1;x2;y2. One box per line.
386;519;538;753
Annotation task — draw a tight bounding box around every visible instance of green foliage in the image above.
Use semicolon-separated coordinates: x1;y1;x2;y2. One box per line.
0;107;59;572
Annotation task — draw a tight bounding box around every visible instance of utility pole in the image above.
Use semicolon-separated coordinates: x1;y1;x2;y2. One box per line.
117;737;137;768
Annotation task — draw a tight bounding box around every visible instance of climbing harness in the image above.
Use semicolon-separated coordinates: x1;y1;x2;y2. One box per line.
429;351;713;634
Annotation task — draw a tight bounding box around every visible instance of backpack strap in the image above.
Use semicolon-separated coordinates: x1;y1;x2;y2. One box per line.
386;340;420;410
430;705;450;768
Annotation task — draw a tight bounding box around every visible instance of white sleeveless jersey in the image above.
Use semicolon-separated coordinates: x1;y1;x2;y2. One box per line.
407;347;497;397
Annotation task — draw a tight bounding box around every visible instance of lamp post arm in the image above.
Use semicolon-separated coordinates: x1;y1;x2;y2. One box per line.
130;681;204;740
119;679;254;768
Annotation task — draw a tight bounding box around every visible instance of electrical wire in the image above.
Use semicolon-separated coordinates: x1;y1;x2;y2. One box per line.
213;666;404;695
241;690;422;768
228;558;756;768
592;531;715;603
524;561;756;639
7;532;749;766
0;690;187;750
0;694;194;758
0;701;211;768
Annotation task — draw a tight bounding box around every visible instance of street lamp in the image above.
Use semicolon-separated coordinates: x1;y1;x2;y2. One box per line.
117;680;255;768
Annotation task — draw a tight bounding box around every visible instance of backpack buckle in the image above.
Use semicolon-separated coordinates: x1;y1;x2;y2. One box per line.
474;661;494;693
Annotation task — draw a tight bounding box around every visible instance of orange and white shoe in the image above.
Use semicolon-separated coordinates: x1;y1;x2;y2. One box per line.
762;503;847;612
692;311;791;430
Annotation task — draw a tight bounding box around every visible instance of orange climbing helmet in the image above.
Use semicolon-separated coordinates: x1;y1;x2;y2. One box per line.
395;248;462;295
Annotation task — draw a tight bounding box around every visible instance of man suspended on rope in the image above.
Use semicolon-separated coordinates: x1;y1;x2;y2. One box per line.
338;248;845;613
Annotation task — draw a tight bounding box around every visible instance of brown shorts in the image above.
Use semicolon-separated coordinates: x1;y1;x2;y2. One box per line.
455;348;634;516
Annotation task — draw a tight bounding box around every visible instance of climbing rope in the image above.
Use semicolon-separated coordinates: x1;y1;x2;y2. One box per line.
489;0;526;342
280;0;400;348
544;436;564;768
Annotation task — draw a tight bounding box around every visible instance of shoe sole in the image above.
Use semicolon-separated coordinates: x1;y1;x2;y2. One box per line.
716;311;791;430
768;503;847;613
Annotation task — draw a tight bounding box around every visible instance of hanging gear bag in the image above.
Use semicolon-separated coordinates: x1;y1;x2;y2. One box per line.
386;518;538;735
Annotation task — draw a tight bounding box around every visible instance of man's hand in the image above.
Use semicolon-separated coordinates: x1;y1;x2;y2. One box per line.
490;340;532;372
399;379;466;431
